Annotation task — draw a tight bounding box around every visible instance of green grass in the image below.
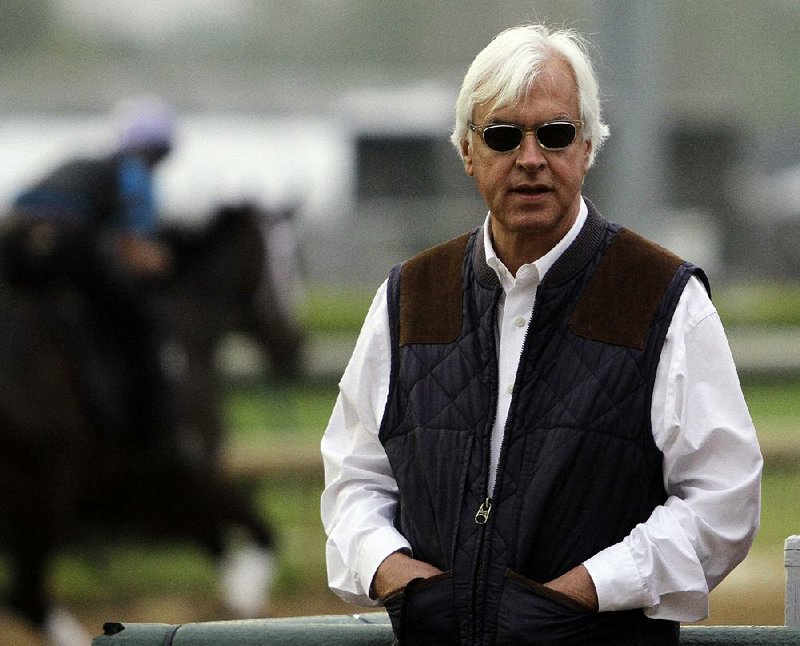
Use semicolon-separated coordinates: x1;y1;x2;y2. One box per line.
51;544;218;605
715;281;800;328
754;469;800;556
743;375;800;443
224;380;338;443
254;477;328;595
741;376;800;561
299;285;376;335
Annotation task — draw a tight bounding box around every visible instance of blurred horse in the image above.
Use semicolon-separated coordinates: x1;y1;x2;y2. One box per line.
0;201;305;643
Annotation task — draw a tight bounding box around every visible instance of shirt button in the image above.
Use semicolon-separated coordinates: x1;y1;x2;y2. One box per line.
506;383;514;394
514;316;526;327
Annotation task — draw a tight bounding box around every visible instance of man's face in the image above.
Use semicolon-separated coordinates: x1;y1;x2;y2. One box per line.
461;58;592;264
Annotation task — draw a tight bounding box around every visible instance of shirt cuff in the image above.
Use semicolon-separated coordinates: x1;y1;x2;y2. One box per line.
584;542;647;612
356;525;412;600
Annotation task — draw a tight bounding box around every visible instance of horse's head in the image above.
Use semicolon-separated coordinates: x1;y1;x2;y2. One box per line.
164;202;265;303
160;200;306;376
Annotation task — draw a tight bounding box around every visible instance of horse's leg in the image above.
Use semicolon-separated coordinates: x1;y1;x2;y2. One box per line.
6;441;93;644
129;448;277;617
7;532;91;646
218;536;277;618
0;445;53;628
209;478;278;618
164;360;279;616
3;456;90;645
7;527;49;627
200;468;278;618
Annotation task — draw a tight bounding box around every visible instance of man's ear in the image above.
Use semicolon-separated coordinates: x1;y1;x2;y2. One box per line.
582;138;593;173
461;137;474;176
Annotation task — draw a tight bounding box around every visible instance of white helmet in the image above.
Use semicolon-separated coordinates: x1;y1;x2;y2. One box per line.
114;94;176;153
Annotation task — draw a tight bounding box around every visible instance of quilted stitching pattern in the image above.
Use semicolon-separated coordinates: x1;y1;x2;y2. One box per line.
380;219;697;644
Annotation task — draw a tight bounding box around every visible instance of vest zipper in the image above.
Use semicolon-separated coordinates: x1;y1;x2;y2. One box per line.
472;285;539;641
471;499;491;644
470;289;503;643
475;497;492;524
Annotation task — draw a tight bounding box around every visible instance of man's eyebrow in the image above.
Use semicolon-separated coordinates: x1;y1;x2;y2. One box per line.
485;114;575;126
484;118;518;125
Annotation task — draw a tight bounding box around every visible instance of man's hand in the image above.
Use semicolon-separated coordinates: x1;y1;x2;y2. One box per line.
373;550;444;599
118;234;173;277
544;564;599;612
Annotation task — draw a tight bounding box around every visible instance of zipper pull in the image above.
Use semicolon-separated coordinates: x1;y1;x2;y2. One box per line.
475;497;492;524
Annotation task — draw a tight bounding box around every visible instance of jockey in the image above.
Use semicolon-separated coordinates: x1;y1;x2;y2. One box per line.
10;94;175;279
0;95;179;446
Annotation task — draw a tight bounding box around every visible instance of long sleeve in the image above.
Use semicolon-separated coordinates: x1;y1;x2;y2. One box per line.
117;156;158;236
320;280;410;606
583;276;763;621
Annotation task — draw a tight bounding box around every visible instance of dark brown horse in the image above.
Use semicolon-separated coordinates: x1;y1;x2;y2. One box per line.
0;202;305;643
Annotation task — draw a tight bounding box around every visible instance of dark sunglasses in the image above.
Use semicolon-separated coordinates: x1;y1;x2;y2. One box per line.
468;119;584;153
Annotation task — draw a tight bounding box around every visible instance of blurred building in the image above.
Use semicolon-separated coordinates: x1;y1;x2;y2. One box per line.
1;0;799;285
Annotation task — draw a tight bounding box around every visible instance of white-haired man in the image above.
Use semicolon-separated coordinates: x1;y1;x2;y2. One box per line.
321;24;762;645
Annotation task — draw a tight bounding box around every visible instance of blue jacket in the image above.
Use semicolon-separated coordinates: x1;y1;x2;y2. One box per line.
13;152;158;236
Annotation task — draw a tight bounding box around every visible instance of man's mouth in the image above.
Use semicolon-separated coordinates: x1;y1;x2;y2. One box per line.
511;184;551;196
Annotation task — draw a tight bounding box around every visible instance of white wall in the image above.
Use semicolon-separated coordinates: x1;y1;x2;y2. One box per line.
0;113;353;227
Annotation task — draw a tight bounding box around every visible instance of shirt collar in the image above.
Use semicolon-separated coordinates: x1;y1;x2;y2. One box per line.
483;197;589;292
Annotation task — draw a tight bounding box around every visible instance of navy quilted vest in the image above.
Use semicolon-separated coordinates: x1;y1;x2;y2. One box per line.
379;203;706;645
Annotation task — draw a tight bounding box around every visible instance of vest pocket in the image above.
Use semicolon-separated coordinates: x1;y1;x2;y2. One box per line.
495;569;636;645
383;571;458;645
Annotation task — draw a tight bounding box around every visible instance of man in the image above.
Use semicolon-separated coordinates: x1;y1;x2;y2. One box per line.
1;95;176;443
321;24;762;645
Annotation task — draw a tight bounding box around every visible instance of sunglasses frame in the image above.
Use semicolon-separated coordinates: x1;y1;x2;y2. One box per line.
468;119;584;153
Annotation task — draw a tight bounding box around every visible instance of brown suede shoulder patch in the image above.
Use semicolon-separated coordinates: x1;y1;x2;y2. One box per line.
568;228;684;350
399;232;471;346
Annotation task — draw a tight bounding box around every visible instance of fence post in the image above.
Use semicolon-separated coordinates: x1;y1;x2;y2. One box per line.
786;535;800;627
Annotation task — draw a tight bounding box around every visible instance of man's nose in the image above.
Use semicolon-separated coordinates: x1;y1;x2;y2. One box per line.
515;132;547;170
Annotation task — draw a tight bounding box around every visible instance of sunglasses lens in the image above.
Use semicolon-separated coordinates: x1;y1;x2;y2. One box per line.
481;125;523;152
536;122;577;149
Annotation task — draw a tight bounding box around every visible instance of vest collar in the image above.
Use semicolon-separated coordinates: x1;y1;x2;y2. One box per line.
472;199;609;290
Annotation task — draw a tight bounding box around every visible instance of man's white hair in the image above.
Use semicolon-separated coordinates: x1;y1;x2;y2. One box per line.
450;24;610;168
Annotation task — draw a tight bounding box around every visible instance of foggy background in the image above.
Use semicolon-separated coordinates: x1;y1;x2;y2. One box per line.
1;0;799;287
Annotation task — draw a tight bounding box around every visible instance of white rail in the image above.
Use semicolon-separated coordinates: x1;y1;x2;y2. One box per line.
785;535;800;627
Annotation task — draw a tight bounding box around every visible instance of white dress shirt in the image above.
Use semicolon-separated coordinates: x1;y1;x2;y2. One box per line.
321;198;762;622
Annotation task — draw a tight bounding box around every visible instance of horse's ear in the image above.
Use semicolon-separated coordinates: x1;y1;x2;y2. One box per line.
279;205;298;221
265;202;300;225
216;202;251;220
209;201;258;232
